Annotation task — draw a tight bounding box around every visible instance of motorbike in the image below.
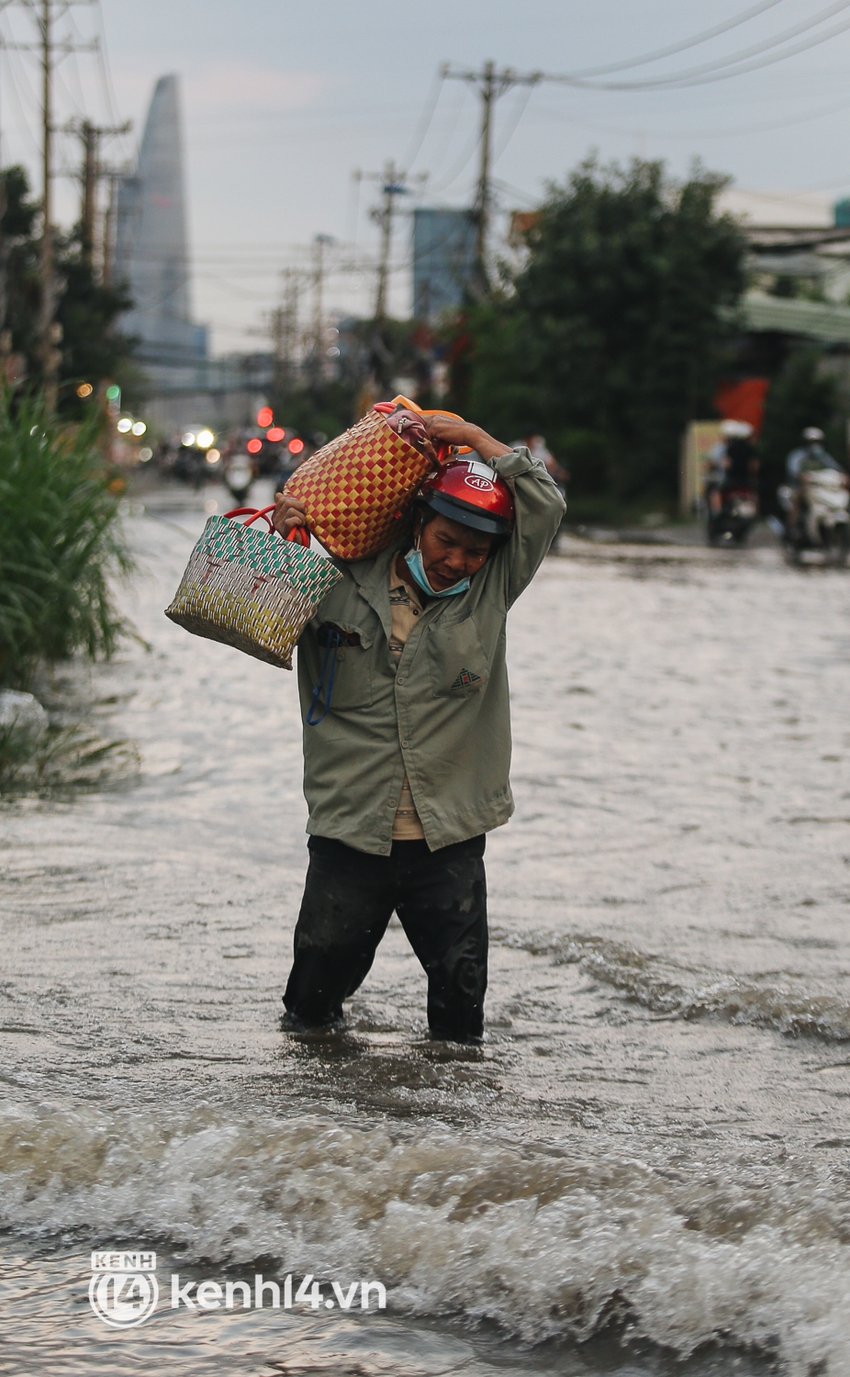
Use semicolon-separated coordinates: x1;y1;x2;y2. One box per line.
706;485;759;546
223;454;256;505
780;469;850;566
172;444;207;490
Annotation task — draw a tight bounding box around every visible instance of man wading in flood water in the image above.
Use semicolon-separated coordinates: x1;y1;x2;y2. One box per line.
274;413;565;1043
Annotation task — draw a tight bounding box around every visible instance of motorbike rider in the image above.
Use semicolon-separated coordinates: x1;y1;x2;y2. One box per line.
783;427;848;533
705;419;758;516
273;412;565;1043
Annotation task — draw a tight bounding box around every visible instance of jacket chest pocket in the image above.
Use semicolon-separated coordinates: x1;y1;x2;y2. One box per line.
427;618;490;699
317;622;374;709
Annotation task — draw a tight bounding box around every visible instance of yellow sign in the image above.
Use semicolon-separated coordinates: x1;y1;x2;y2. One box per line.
680;421;722;516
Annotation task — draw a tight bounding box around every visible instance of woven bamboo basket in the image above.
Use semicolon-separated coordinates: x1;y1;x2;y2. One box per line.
164;511;341;669
285;405;439;561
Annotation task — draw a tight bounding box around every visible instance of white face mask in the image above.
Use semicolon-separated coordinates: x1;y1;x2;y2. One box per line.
404;540;471;598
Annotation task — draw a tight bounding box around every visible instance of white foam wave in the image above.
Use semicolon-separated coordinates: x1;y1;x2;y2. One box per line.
2;1100;850;1374
495;928;850;1041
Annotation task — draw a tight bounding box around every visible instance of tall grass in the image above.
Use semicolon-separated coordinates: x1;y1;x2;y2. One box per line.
0;392;132;689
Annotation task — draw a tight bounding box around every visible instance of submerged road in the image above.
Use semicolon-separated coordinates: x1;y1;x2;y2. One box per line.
2;488;850;1375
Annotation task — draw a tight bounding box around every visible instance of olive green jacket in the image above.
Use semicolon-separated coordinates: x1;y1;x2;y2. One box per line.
296;447;565;854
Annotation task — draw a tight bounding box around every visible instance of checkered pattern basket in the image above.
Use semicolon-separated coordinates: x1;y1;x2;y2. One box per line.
285;408;437;560
164;512;342;669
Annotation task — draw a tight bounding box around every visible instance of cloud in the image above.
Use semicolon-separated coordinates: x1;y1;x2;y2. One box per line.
182;62;327;115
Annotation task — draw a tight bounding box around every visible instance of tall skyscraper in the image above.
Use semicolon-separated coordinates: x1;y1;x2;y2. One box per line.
115;74;207;373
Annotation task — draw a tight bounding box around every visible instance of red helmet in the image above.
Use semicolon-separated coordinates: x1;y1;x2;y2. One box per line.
417;458;515;537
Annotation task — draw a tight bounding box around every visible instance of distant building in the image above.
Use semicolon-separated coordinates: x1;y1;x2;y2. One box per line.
114;75;207;401
412;208;477;321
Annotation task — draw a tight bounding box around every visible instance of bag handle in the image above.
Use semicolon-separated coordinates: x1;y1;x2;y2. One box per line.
225;504;276;532
225;505;310;545
372;399;472;461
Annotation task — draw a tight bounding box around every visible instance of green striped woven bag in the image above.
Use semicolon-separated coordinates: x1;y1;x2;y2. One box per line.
165;508;341;670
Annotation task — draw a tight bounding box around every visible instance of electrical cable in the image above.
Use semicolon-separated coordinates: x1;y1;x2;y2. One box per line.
92;0;122;126
65;37;87;117
549;0;850;89
491;82;535;163
2;45;40;158
410;78;467;182
490;176;540;208
54;63;82;119
534;88;850;140
428;123;483;194
566;0;786;76
401;66;444;172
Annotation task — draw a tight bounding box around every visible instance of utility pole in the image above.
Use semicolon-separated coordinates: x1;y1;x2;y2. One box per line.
372;160;409;320
358;161;422;320
269;274;302;397
81;120;96;264
278;268;300;391
443;60;541;292
38;0;59;407
0;0;105;405
61;118;132;271
101;170;122;286
474;61;495;287
311;234;333;384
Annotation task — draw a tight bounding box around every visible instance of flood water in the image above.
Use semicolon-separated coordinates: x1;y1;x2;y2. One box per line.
3;486;850;1376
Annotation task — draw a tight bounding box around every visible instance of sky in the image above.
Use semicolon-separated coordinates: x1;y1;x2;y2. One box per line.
2;0;850;355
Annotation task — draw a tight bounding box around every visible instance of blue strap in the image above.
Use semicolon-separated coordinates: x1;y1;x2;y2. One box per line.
306;628;342;726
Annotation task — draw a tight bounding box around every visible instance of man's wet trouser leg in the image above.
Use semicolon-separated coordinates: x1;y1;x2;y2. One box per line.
283;837;395;1027
283;834;488;1041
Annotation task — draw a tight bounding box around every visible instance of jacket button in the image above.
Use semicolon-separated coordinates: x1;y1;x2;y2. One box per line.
397;677;405;685
401;739;409;748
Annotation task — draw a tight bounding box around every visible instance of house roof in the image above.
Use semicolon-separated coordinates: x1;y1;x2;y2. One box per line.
741;290;850;345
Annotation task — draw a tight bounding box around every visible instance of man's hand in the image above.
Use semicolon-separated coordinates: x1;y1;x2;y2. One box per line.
423;413;512;462
273;490;309;538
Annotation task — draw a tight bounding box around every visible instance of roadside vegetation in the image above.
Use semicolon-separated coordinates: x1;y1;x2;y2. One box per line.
0;392;137;792
456;157;748;522
0;163;142;415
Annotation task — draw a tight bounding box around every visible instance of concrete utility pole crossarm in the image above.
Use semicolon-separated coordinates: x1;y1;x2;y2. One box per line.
59;118;132;268
442;60;541;291
358;161;422;321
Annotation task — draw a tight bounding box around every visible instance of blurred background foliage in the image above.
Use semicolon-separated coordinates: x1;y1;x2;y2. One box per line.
0;164;142;417
0;392;131;690
452;158;748;519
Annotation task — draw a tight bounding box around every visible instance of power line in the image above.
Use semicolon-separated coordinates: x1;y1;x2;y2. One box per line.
534;87;850;141
427;122;483;194
402;65;445;172
1;0;105;405
415;77;469;183
567;0;785;78
546;0;850;90
443;62;542;287
92;0;121;126
491;82;535;163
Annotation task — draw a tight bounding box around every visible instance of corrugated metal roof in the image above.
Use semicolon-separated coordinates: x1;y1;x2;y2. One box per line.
742;290;850;344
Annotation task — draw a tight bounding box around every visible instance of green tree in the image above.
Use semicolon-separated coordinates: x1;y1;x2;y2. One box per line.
55;237;139;415
0;165;138;412
463;157;747;511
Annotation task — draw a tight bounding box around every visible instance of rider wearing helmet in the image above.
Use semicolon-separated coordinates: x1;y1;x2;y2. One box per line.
273;412;565;1043
783;427;847;532
705;419;757;517
786;427;842;482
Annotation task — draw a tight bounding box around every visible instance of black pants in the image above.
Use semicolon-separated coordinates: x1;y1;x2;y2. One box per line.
283;834;488;1041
